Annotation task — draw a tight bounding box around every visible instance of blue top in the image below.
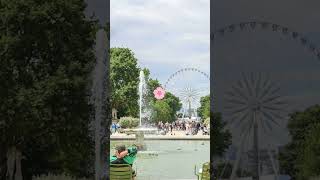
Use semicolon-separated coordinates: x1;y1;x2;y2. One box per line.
111;123;116;128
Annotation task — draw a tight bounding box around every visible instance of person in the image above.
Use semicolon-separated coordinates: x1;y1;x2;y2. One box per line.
111;123;116;134
203;125;208;135
110;144;138;178
116;122;120;132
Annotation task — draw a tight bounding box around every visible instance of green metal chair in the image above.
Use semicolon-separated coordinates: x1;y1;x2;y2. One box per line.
110;164;135;180
195;162;210;180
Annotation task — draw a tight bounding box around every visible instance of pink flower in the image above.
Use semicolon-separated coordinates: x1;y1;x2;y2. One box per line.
153;87;165;100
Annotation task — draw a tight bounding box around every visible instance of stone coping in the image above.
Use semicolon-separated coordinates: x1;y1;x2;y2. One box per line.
110;135;210;141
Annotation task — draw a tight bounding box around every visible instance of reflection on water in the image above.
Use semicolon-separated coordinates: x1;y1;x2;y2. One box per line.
110;140;210;180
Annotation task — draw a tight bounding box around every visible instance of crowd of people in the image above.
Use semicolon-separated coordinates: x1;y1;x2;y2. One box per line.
156;120;209;135
111;120;210;136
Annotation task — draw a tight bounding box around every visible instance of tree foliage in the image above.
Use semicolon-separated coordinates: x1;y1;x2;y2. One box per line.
109;47;182;123
279;105;320;180
151;100;172;123
162;92;182;121
150;92;182;123
143;70;181;123
211;113;232;157
110;47;140;118
204;117;210;127
0;0;97;178
298;124;320;179
198;95;210;119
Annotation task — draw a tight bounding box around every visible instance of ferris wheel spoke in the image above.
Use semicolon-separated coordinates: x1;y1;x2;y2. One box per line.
262;105;285;112
229;123;252;180
267;109;287;120
269;86;281;95
267;99;288;106
226;105;250;115
192;91;201;96
239;122;251;137
225;97;247;106
242;73;254;97
243;118;254;138
258;74;272;99
177;91;190;96
229;109;251;125
260;111;281;127
190;97;197;102
258;80;276;100
255;73;263;98
260;88;281;102
261;95;282;104
261;119;273;139
250;72;258;97
237;79;245;89
227;85;249;102
261;117;284;143
263;96;287;104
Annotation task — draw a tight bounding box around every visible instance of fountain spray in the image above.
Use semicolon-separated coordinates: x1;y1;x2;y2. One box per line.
138;70;146;127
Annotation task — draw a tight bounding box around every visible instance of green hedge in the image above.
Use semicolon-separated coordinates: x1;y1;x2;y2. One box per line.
204;117;210;127
119;117;139;128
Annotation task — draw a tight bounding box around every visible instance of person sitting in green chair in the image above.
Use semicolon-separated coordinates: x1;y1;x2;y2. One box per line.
110;144;138;178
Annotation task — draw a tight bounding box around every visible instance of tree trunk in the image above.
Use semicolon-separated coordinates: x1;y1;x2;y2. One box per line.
14;149;22;180
5;147;23;180
6;147;16;180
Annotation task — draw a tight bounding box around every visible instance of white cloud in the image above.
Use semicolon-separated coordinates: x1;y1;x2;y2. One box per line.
110;0;210;86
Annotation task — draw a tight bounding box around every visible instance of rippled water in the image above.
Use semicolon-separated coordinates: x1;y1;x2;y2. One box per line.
110;140;210;180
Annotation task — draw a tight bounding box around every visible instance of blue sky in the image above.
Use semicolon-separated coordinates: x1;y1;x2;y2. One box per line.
110;0;210;92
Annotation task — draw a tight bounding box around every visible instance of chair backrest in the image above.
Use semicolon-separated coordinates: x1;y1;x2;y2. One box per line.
110;164;133;180
200;162;210;180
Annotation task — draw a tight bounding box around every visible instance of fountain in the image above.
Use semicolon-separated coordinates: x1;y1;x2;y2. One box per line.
123;70;157;150
139;70;147;126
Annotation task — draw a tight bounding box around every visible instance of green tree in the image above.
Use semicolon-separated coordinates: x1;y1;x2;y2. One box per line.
163;92;182;122
143;70;181;122
0;0;96;179
151;100;172;123
198;95;210;119
147;79;160;101
110;47;140;118
298;124;320;179
211;113;232;157
142;68;161;104
279;105;320;180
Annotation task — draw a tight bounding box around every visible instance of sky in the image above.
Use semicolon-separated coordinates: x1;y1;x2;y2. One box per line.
211;0;320;113
110;0;210;96
211;0;320;148
85;0;320;164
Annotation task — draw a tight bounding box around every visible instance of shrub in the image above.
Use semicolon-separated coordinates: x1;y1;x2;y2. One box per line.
204;117;210;127
130;117;139;128
119;117;139;128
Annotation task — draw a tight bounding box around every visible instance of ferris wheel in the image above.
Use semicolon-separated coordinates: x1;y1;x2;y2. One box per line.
211;20;320;179
163;68;210;119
